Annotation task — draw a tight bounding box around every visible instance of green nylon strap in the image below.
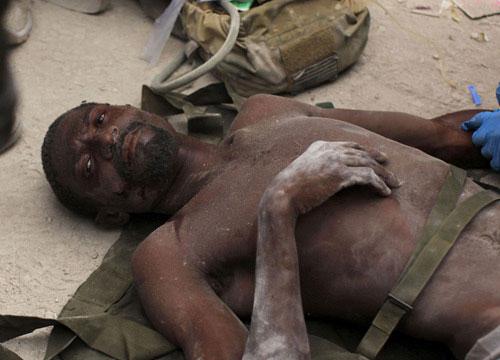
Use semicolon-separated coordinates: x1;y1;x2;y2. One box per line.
356;167;465;359
357;176;500;359
400;166;466;278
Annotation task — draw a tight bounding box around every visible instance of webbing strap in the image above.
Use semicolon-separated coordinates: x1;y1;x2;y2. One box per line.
357;169;500;359
402;166;466;274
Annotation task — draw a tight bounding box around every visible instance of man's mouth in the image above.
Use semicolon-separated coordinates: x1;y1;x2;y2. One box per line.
121;127;141;165
114;121;176;185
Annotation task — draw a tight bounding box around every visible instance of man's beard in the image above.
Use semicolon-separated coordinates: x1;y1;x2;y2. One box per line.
113;122;178;186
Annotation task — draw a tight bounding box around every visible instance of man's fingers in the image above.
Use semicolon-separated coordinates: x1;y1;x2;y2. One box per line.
461;113;485;132
343;148;388;164
357;146;388;164
367;149;388;164
342;141;363;150
370;172;393;197
342;153;400;188
346;157;401;193
338;142;388;164
352;168;392;197
369;162;401;188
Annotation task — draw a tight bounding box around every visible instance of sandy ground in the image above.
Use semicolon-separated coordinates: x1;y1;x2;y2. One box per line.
1;0;499;358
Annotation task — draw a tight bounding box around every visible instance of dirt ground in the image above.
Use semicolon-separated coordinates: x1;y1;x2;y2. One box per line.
1;0;499;358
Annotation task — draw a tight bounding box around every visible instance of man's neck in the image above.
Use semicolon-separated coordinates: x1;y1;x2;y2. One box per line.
155;134;220;215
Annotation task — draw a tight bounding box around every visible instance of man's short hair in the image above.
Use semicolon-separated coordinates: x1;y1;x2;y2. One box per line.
41;103;99;216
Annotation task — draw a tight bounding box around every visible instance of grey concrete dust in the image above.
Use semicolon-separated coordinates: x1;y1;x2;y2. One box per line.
1;0;499;358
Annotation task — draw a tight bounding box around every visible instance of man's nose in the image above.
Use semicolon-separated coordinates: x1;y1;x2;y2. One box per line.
91;126;119;159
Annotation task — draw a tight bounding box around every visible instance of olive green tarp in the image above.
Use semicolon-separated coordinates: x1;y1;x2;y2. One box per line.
0;214;453;360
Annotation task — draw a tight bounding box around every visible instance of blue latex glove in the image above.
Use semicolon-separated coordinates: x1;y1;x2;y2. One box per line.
462;110;500;171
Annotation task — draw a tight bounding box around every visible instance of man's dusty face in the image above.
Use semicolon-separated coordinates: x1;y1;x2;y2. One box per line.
49;103;178;214
113;121;174;186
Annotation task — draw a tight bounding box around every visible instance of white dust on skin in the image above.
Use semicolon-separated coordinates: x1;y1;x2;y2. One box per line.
272;141;395;200
4;0;500;358
247;141;397;360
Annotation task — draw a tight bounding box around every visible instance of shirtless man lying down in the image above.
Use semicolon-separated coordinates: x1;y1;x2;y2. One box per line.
41;94;500;359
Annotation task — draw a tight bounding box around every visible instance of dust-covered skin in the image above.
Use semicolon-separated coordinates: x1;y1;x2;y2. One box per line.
244;141;400;360
46;95;499;360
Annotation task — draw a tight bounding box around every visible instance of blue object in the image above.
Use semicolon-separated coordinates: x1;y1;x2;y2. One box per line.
467;85;482;106
462;110;500;171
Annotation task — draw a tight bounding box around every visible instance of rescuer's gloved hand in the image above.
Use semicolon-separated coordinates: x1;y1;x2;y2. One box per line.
462;110;500;171
497;82;500;105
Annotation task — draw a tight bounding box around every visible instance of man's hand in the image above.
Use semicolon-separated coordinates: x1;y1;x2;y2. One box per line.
462;110;500;171
245;141;401;360
267;141;401;215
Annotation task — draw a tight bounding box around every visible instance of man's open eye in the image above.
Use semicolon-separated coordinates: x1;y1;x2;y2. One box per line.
85;157;93;176
96;113;105;125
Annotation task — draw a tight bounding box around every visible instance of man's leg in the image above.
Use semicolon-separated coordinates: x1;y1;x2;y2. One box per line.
243;141;400;360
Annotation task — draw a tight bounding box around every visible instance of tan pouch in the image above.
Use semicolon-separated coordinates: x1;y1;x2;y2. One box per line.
180;0;370;97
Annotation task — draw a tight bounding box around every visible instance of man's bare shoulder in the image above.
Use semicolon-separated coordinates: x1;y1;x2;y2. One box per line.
140;221;181;250
136;218;219;272
224;115;389;159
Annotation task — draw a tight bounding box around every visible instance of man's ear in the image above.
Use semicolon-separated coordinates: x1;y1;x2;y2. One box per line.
94;209;130;228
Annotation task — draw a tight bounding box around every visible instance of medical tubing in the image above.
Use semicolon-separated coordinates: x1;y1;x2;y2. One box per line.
151;0;240;93
142;0;186;65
